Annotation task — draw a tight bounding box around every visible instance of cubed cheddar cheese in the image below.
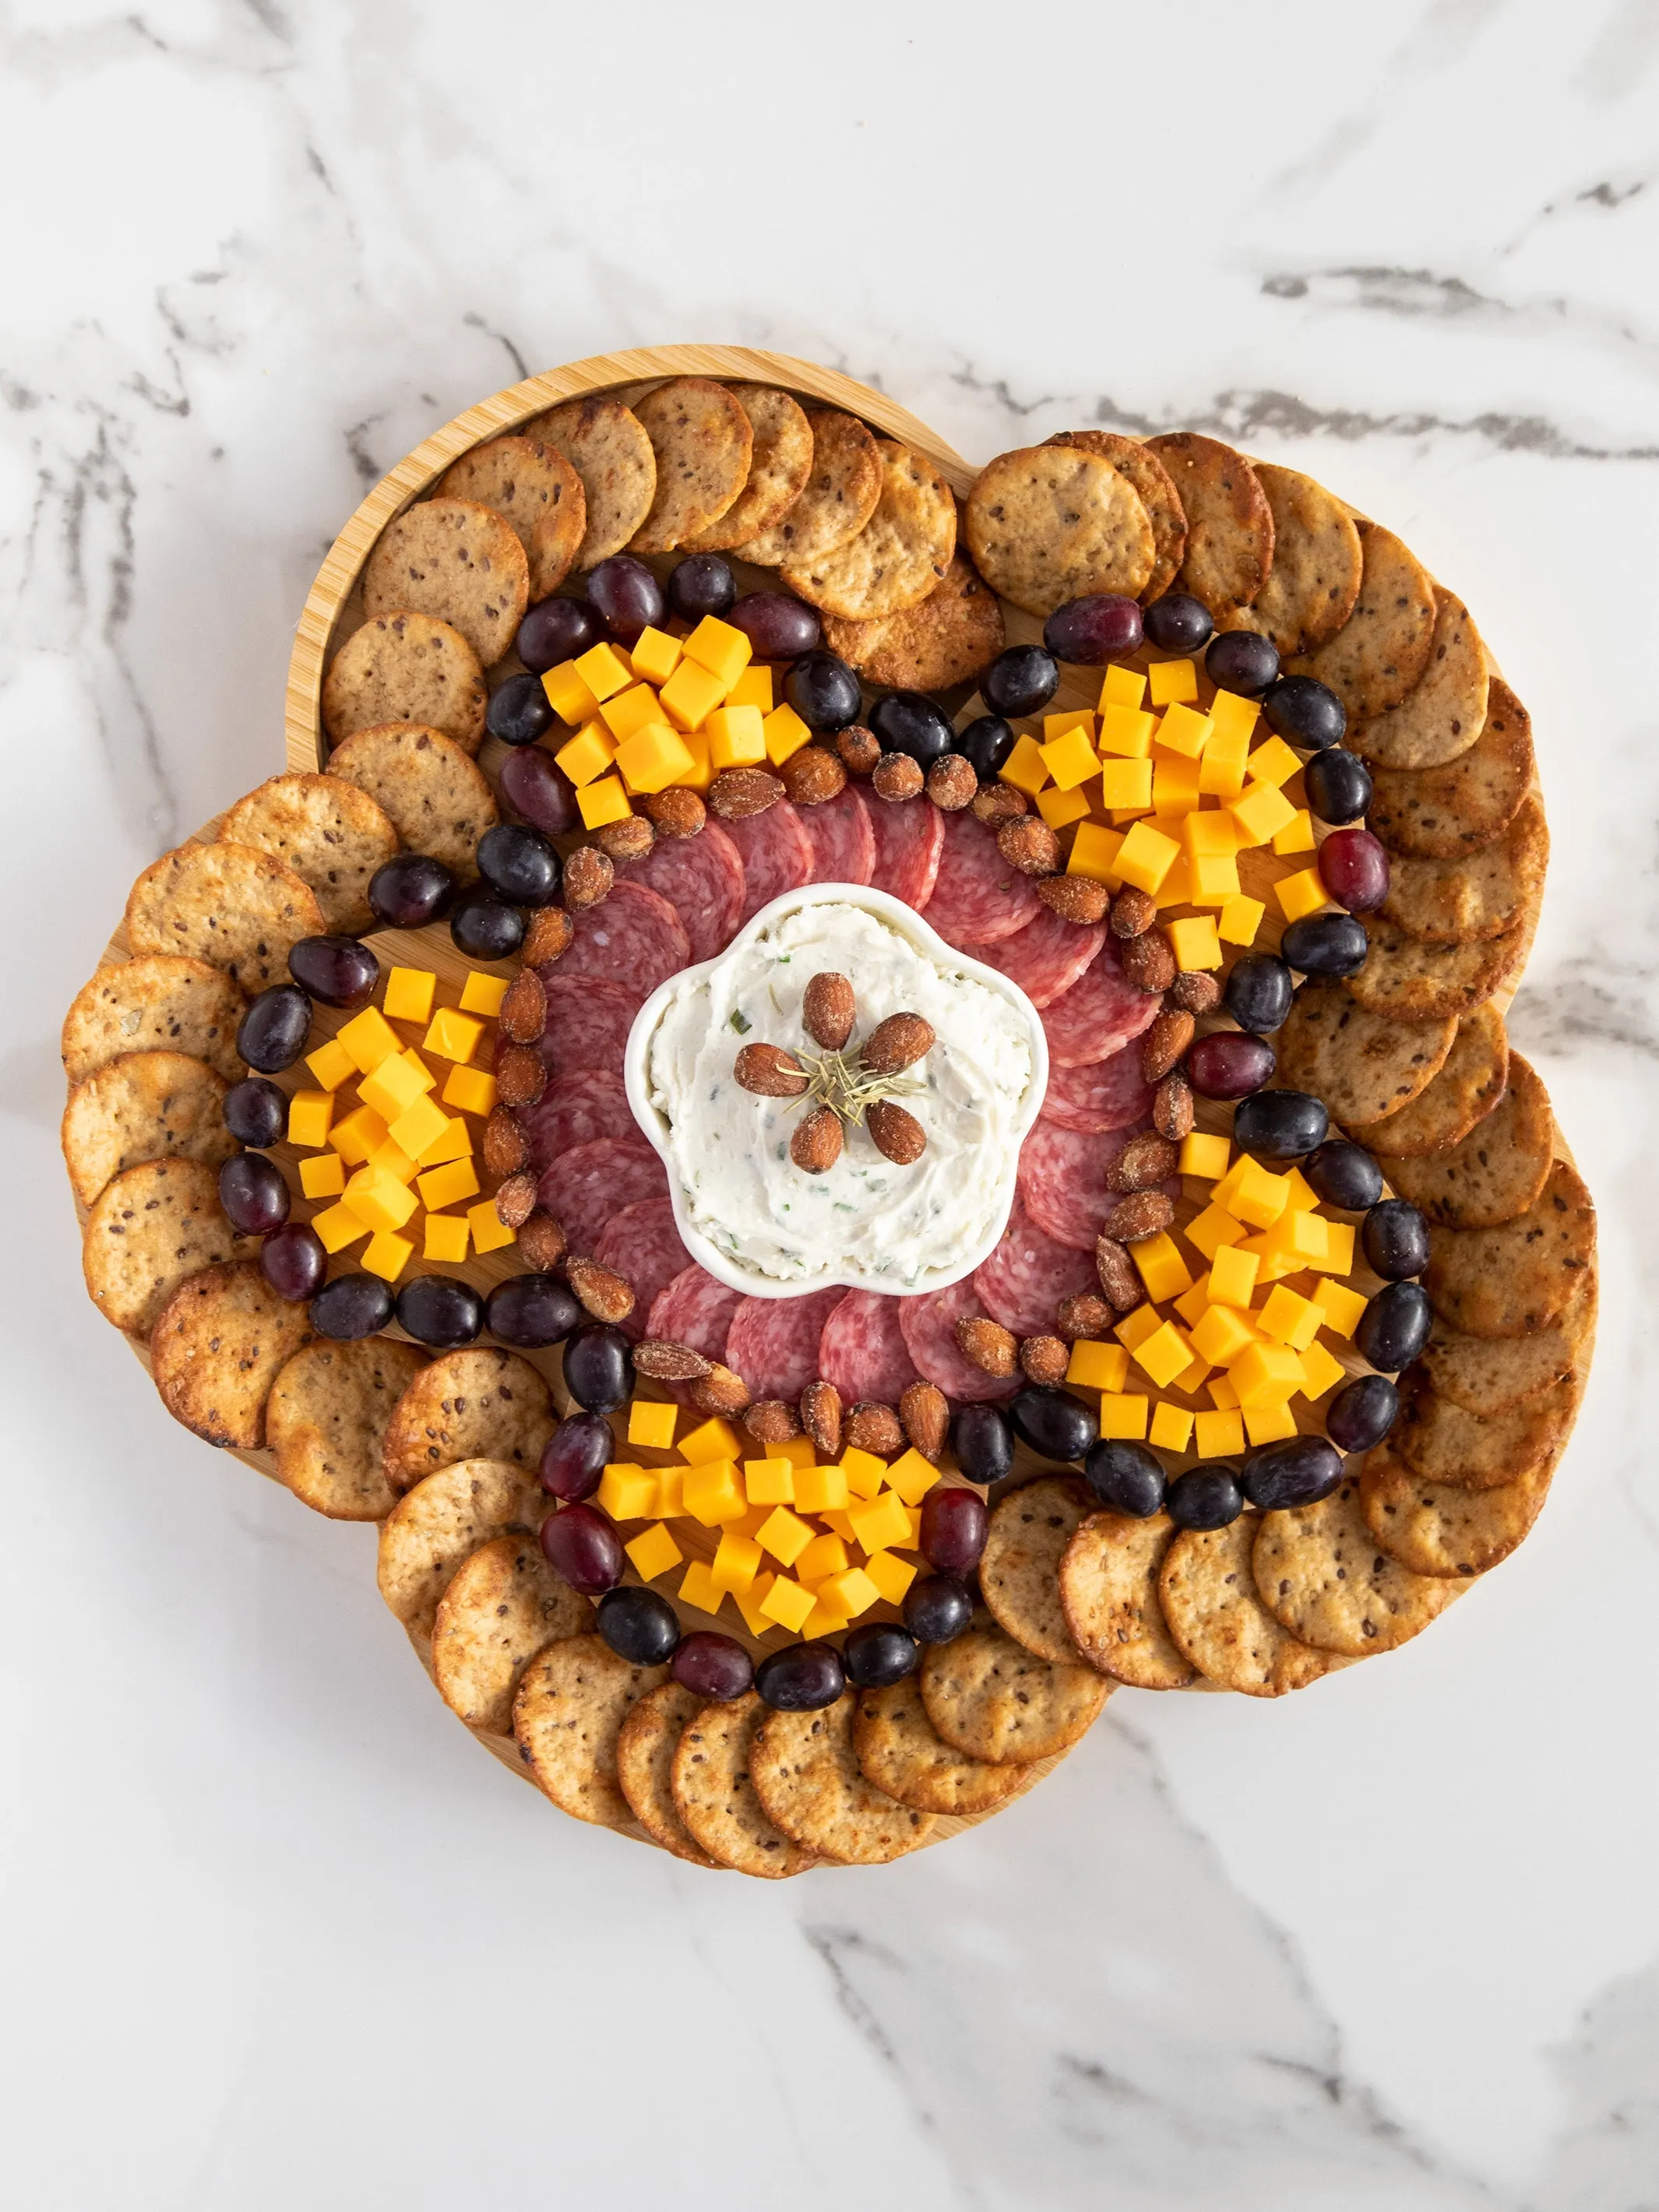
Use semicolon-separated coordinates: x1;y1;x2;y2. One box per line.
1297;1340;1348;1400
626;1400;678;1451
1246;734;1302;788
458;972;509;1019
756;1506;815;1566
1154;700;1210;757
999;733;1051;797
1166;914;1221;971
1098;704;1157;759
1272;808;1317;857
1207;1241;1260;1309
1185;1201;1248;1261
678;1559;724;1615
1174;1274;1211;1329
1208;1372;1241;1411
744;1458;795;1506
680;1417;741;1465
1040;724;1101;791
629;626;682;687
467;1197;516;1255
862;1550;918;1606
1206;689;1260;744
671;733;714;793
1130;1231;1193;1302
760;703;812;767
1067;821;1124;885
310;1199;369;1253
625;1524;683;1583
1194;1407;1245;1459
1217;894;1265;946
1037;784;1091;831
1153;851;1193;909
1065;1339;1130;1391
660;652;730;734
1100;664;1147;710
400;1050;437;1096
1197;726;1251;798
342;1168;417;1235
725;664;773;713
651;1466;685;1520
1150;754;1203;815
1305;1219;1356;1277
336;1006;402;1075
1258;1284;1323;1351
1043;707;1094;742
1229;1340;1305;1408
1245;1399;1299;1446
1224;1156;1291;1230
757;1576;815;1634
617;722;696;794
360;1229;414;1281
1190;1301;1259;1368
706;703;767;769
795;1533;850;1583
366;1138;419;1187
1114;819;1179;893
422;1213;470;1263
576;776;632;830
305;1037;356;1092
1228;780;1300;848
818;1567;882;1620
682;1458;746;1525
1114;1304;1163;1353
1099;1393;1150;1439
600;683;663;741
418;1115;473;1168
1311;1277;1368;1339
541;661;604;727
847;1490;911;1555
422;1008;484;1065
359;1052;431;1125
1179;1131;1231;1181
286;1090;333;1149
840;1448;888;1501
382;967;436;1024
883;1448;941;1506
1148;1401;1194;1452
1132;1319;1194;1389
597;1463;657;1521
1189;851;1242;904
573;641;632;703
1147;658;1198;707
555;723;617;787
681;615;752;689
442;1065;497;1118
710;1529;763;1594
1276;866;1330;924
299;1150;347;1200
733;1576;780;1637
793;1464;851;1513
1172;1352;1212;1397
386;1094;450;1164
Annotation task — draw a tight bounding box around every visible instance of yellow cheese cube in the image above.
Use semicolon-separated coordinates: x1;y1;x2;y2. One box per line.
458;972;509;1019
793;1464;850;1513
725;664;773;713
656;657;727;733
899;1505;924;1552
576;776;632;830
819;1567;882;1620
384;1094;449;1164
760;702;813;767
1228;780;1300;848
1099;1393;1150;1439
1226;1157;1291;1230
1154;700;1211;757
1150;754;1203;818
819;1509;859;1545
682;615;752;690
382;966;437;1025
1190;851;1242;904
337;1005;402;1075
840;1448;888;1502
682;1458;746;1525
629;627;682;688
625;1524;683;1583
573;641;632;703
1179;1132;1231;1181
1198;726;1251;798
1259;1285;1323;1351
1245;1399;1299;1446
1065;1339;1130;1391
668;731;713;792
422;1213;470;1263
1284;1210;1331;1266
1296;1340;1347;1401
1306;1219;1356;1277
862;1550;918;1606
651;1466;685;1520
541;660;604;727
1114;819;1180;893
1037;784;1091;831
466;1197;515;1255
597;1463;657;1521
1067;821;1125;885
1040;724;1101;791
1147;657;1199;707
1206;687;1259;741
421;1008;484;1065
1276;866;1330;925
710;1528;763;1594
1149;1400;1195;1453
340;1168;414;1234
1247;734;1302;789
299;1150;347;1201
1238;1235;1302;1286
1217;894;1265;946
1280;1167;1319;1214
1191;1301;1259;1367
1174;1354;1213;1395
680;1417;741;1465
1208;1372;1240;1411
1115;1303;1164;1353
1207;1242;1260;1309
366;1139;419;1188
884;1448;941;1506
678;1559;724;1615
999;732;1051;797
847;1490;911;1555
1132;1232;1194;1302
617;721;697;795
1098;703;1157;759
744;1457;795;1506
284;1089;333;1150
757;1576;815;1634
1166;914;1222;971
310;1199;369;1254
360;1053;431;1125
1174;1275;1212;1329
1272;808;1317;858
704;702;767;769
1043;707;1094;742
1133;1319;1196;1389
555;723;618;787
1229;1340;1305;1407
1153;851;1194;909
1100;664;1147;710
599;682;662;742
1185;1201;1248;1261
399;1050;437;1097
796;1533;850;1583
757;1506;815;1567
626;1400;678;1451
1311;1278;1368;1339
419;1115;473;1168
735;1576;784;1636
305;1036;356;1092
441;1065;498;1119
360;1229;414;1282
1181;808;1238;858
1194;1407;1245;1459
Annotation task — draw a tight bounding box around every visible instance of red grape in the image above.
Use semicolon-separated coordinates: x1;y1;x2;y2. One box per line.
369;854;456;928
1318;827;1390;912
540;1501;623;1594
309;1273;393;1339
220;1152;290;1235
497;746;578;838
1044;594;1143;664
920;1488;988;1576
236;986;311;1073
586;555;664;645
667;555;735;621
1187;1032;1276;1100
672;1632;754;1700
539;1412;613;1501
289;936;379;1009
727;591;820;660
260;1222;326;1301
517;596;598;671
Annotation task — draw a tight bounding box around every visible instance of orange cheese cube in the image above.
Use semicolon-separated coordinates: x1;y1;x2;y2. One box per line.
305;1037;356;1092
573;641;632;703
336;1006;402;1075
1150;753;1203;815
1259;1284;1323;1351
999;732;1051;797
1228;780;1300;849
625;1399;677;1451
744;1457;795;1506
1198;725;1251;798
796;1533;850;1583
756;1506;815;1567
576;776;632;830
1148;1400;1195;1453
1154;700;1211;756
847;1490;911;1555
1179;1132;1231;1181
1099;1393;1150;1439
422;1213;470;1263
1217;894;1265;946
1185;1201;1248;1261
541;660;604;727
862;1550;918;1606
625;1524;683;1583
629;627;682;687
1306;1219;1356;1276
1037;784;1091;831
386;1094;449;1164
555;722;617;787
1206;689;1260;744
757;1576;815;1634
1132;1319;1195;1389
1246;734;1302;789
359;1229;414;1281
681;615;752;690
310;1199;369;1254
658;657;728;733
710;1528;763;1594
1194;1407;1245;1459
382;966;437;1024
678;1559;723;1615
617;721;696;794
1131;1231;1193;1302
1182;808;1239;858
1154;851;1193;909
706;703;767;769
597;1463;657;1521
342;1168;417;1235
1245;1398;1299;1446
680;1417;741;1466
299;1150;347;1201
1190;1301;1258;1368
467;1197;516;1255
1041;724;1101;791
1312;1278;1368;1338
725;664;773;713
1229;1340;1305;1408
1065;1338;1130;1391
1100;664;1147;710
840;1448;888;1501
1208;1372;1240;1411
1276;866;1330;924
1113;819;1180;894
1272;807;1317;858
366;1138;419;1187
599;682;662;740
440;1065;496;1119
1114;1303;1164;1354
883;1449;942;1506
422;1008;484;1065
359;1053;431;1125
1206;1242;1260;1309
1044;707;1094;742
1147;657;1199;706
418;1115;473;1167
1166;914;1221;971
1225;1157;1291;1229
1067;821;1125;885
286;1090;333;1150
458;972;509;1019
682;1458;746;1525
1175;1274;1212;1329
818;1567;882;1620
1098;704;1157;759
1296;1340;1348;1400
1190;851;1242;905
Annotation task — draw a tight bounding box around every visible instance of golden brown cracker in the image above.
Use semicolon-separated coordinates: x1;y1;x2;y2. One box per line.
853;1677;1037;1816
375;1456;544;1633
218;773;399;935
432;1533;590;1733
1232;463;1362;656
1348;589;1488;770
266;1336;428;1521
671;1692;816;1878
980;1476;1093;1663
1379;794;1548;945
752;1696;935;1865
1143;433;1273;615
1424;1158;1594;1338
324;722;498;877
362;498;528;668
150;1260;313;1452
1045;431;1186;601
125;840;326;992
732;407;881;567
616;1683;725;1868
512;1634;666;1826
1368;677;1533;858
821;554;1005;691
527;395;657;568
381;1346;554;1492
62;956;247;1087
1359;1443;1552;1578
1368;1005;1508;1159
921;1618;1108;1765
322;609;486;754
1344;913;1530;1024
964;443;1154;617
1276;978;1456;1128
681;385;813;552
1057;1510;1195;1690
82;1157;248;1336
1251;1478;1455;1655
627;378;754;554
1381;1054;1554;1228
1421;1268;1595;1416
1158;1517;1335;1697
1393;1365;1577;1492
1291;520;1437;719
783;439;956;620
435;435;586;601
62;1049;234;1209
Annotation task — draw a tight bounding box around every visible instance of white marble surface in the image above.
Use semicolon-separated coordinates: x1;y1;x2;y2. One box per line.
4;2;1657;2204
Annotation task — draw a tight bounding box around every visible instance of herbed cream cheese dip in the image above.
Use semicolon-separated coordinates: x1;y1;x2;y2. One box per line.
644;902;1036;1290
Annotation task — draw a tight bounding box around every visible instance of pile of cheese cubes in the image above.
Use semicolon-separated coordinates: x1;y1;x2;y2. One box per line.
285;966;516;1282
1064;1131;1368;1456
599;1402;943;1641
541;615;813;830
999;657;1333;965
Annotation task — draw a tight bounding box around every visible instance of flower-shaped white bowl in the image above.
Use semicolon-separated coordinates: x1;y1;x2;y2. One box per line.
622;881;1050;1301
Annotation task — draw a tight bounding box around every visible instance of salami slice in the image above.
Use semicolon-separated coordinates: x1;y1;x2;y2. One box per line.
867;793;945;910
724;1285;847;1402
1041;941;1162;1067
800;784;875;886
924;808;1041;949
1017;1118;1164;1252
537;1136;667;1255
536;977;640;1082
624;820;745;963
817;1291;920;1407
897;1277;1017;1404
553;880;691;997
593;1197;692;1341
646;1263;745;1404
973;1196;1097;1337
724;801;815;926
959;911;1105;1010
520;1069;635;1172
1041;1048;1157;1135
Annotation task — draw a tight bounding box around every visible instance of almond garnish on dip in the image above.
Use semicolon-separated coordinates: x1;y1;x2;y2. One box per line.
732;970;935;1174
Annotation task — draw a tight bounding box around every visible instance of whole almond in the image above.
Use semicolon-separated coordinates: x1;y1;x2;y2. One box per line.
1037;875;1110;926
691;1362;751;1416
872;752;924;801
1110;888;1156;939
925;755;977;810
998;818;1060;877
836;724;881;776
562;844;614;911
867;1099;926;1164
1120;928;1177;992
518;1210;566;1270
709;766;784;819
861;1012;935;1076
641;788;706;838
971;784;1029;828
1142;1008;1195;1083
780;745;847;807
899;1380;948;1460
494;1169;539;1230
498;969;548;1044
595;815;654;864
1170;969;1222;1015
790;1104;844;1174
633;1338;712;1382
744;1398;801;1446
1057;1292;1115;1340
1154;1070;1195;1140
523;907;574;967
483;1106;530;1179
954;1315;1018;1377
1095;1234;1143;1312
1020;1334;1069;1385
801;1379;843;1459
566;1254;635;1323
846;1401;904;1456
802;972;855;1051
1103;1190;1175;1244
495;1044;548;1108
1108;1132;1180;1192
734;1042;808;1097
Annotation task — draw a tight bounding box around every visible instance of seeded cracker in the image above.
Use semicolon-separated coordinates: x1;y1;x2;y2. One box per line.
1368;1004;1508;1160
980;1476;1094;1663
83;1157;248;1337
62;956;247;1087
362;498;529;668
1359;1443;1554;1579
1229;463;1363;656
1349;590;1489;770
965;444;1154;617
1393;1366;1578;1492
821;554;1005;691
375;1456;544;1634
1291;522;1438;720
436;435;586;601
854;1677;1037;1816
782;439;956;620
1421;1267;1595;1417
627;378;754;554
1057;1510;1196;1690
62;1050;234;1209
1158;1518;1334;1697
266;1337;428;1522
325;723;498;877
681;385;814;552
125;840;326;992
752;1696;935;1864
1276;979;1455;1129
321;610;487;754
381;1346;554;1492
1424;1158;1594;1337
1044;430;1187;601
1368;677;1534;858
527;396;657;567
616;1683;725;1868
513;1634;667;1828
218;773;399;935
1252;1478;1455;1656
1379;794;1548;944
732;407;881;568
1143;433;1273;615
1382;1053;1555;1228
432;1534;592;1734
671;1692;816;1878
1344;913;1530;1024
150;1261;313;1452
921;1616;1108;1764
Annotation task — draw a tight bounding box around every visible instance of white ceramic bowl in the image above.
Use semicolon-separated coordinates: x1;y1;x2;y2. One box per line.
622;882;1049;1302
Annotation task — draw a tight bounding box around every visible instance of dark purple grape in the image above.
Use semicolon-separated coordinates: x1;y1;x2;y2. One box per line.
1222;953;1294;1035
487;671;555;746
539;1411;614;1502
369;854;457;930
309;1272;394;1340
1166;1466;1244;1529
1319;827;1390;913
672;1632;754;1700
784;650;861;733
1044;594;1143;665
562;1322;633;1412
476;823;559;908
597;1586;681;1665
1242;1436;1343;1511
1280;913;1369;977
956;715;1013;780
1326;1373;1400;1453
1142;593;1213;654
1232;1090;1330;1160
1263;675;1345;750
260;1221;326;1301
1304;1139;1384;1212
220;1151;290;1235
449;889;526;961
902;1575;973;1646
1356;1282;1432;1372
224;1076;287;1149
1083;1439;1165;1516
667;555;736;622
1304;748;1372;826
948;1403;1014;1486
517;595;599;674
395;1273;484;1349
919;1488;988;1577
727;590;820;660
541;1502;623;1595
1008;1386;1098;1464
586;555;664;646
756;1641;846;1712
1205;629;1280;696
487;1273;580;1347
841;1623;918;1689
1188;1033;1276;1101
289;935;379;1009
869;691;955;769
237;985;311;1073
497;745;579;839
982;644;1058;718
1363;1199;1431;1281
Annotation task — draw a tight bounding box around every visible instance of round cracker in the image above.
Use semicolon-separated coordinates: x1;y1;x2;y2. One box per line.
266;1336;428;1522
681;385;814;553
218;773;399;935
1359;1443;1552;1579
362;498;529;668
1142;433;1273;615
375;1456;544;1633
821;554;1004;691
1276;978;1456;1129
616;1683;725;1867
1367;1005;1508;1158
381;1345;554;1492
1057;1510;1195;1689
731;407;881;568
1344;912;1530;1024
1424;1157;1594;1339
1230;463;1363;656
1158;1517;1334;1697
527;396;657;568
62;956;247;1087
62;1049;234;1210
1381;1053;1554;1228
1348;590;1488;770
1251;1478;1456;1655
435;435;586;601
431;1533;591;1733
125;840;326;993
512;1633;666;1827
324;723;498;878
671;1692;815;1878
83;1157;248;1336
1393;1365;1577;1492
1292;524;1439;720
981;1476;1092;1663
1379;794;1548;946
920;1618;1108;1765
752;1696;935;1865
783;439;956;621
964;444;1154;618
853;1676;1036;1816
1044;431;1186;602
627;378;753;555
1421;1266;1595;1417
1368;678;1533;859
150;1260;313;1453
321;610;486;754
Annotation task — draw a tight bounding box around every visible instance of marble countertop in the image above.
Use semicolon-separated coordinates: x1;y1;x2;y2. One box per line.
5;2;1657;2205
